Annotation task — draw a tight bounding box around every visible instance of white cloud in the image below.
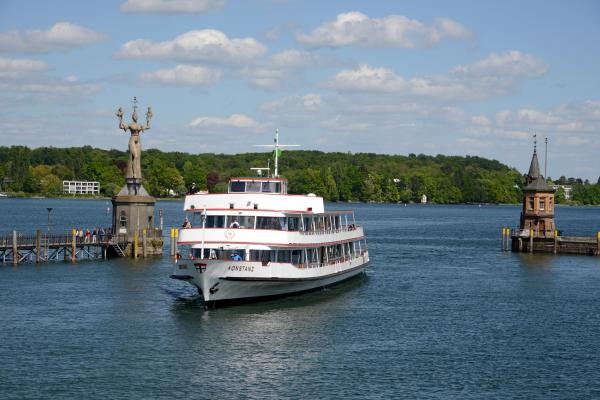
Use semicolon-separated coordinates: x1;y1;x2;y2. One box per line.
188;114;266;132
325;51;547;100
240;50;324;89
495;110;512;125
485;102;600;136
411;51;547;100
0;80;100;96
141;64;222;85
517;108;560;125
320;115;372;132
269;49;319;68
457;137;492;149
116;29;266;65
0;57;100;100
301;93;322;109
471;115;491;126
0;56;48;79
556;136;590;146
327;64;405;92
454;51;547;78
257;93;331;129
260;93;324;113
297;11;472;48
0;22;106;52
120;0;225;14
240;66;286;90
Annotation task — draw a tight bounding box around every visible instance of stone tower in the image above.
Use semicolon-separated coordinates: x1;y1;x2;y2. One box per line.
519;141;556;237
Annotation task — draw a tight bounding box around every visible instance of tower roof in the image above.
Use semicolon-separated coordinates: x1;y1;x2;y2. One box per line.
527;150;540;180
523;176;555;192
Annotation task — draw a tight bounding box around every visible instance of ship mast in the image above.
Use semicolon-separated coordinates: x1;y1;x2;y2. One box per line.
274;128;280;178
254;129;298;177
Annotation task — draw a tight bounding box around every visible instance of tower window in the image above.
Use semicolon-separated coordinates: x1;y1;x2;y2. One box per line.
528;197;535;210
119;211;127;227
540;198;546;211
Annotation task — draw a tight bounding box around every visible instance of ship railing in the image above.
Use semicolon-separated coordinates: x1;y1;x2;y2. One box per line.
294;254;361;269
299;225;360;236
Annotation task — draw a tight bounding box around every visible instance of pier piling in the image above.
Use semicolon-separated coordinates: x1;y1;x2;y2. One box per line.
529;229;534;253
12;231;17;266
36;230;41;263
143;229;147;258
71;229;77;262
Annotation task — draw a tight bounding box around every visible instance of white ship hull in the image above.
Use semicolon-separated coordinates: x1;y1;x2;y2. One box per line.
172;253;369;304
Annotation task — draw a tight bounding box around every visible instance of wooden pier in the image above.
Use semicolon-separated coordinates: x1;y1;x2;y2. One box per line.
0;229;163;265
501;227;600;256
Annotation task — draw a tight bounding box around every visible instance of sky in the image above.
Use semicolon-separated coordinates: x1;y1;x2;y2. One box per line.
0;0;599;180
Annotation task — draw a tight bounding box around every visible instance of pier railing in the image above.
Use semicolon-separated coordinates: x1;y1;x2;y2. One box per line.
0;228;164;265
501;226;600;255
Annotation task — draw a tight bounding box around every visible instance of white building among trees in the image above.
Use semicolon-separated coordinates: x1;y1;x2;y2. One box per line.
63;180;100;195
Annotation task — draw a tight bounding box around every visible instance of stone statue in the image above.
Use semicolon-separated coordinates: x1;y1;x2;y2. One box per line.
116;98;152;183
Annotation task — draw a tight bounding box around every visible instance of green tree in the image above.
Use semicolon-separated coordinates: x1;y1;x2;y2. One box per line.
40;174;62;196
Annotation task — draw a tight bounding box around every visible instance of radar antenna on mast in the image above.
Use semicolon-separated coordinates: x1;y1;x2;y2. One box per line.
250;167;270;177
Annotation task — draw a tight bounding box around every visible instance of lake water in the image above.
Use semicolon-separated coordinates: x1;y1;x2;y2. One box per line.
1;199;600;399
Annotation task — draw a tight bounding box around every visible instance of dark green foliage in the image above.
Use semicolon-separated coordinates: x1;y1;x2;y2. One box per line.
0;145;597;204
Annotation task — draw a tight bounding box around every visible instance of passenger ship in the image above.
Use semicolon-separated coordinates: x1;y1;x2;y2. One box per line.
170;133;370;305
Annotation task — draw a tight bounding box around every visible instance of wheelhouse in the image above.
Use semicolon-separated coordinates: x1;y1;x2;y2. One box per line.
228;178;288;195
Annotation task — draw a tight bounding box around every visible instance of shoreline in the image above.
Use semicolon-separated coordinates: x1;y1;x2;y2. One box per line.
2;195;598;207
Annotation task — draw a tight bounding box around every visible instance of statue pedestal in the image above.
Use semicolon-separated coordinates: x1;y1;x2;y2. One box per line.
112;183;162;256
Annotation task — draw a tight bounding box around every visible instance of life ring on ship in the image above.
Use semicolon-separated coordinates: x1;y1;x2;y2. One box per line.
224;229;235;240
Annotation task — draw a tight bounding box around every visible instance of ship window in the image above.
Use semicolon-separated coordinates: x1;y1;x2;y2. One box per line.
303;217;312;232
307;248;319;264
249;250;261;261
194;248;219;259
205;215;225;228
262;181;281;193
287;217;300;231
246;182;261;192
278;250;291;263
291;249;303;265
223;249;245;261
192;248;203;258
230;181;245;192
257;217;284;230
249;250;275;264
236;215;255;229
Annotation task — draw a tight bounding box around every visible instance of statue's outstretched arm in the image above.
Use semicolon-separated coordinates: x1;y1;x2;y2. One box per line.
116;107;128;131
145;107;153;130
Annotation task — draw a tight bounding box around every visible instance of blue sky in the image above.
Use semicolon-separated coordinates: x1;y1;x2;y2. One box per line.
0;0;599;180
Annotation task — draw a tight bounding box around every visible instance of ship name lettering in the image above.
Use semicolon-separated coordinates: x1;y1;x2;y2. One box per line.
228;265;254;272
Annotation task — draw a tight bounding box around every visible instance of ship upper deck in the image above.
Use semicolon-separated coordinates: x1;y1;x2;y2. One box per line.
184;177;325;214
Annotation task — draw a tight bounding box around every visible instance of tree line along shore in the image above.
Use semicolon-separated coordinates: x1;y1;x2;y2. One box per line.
0;145;599;205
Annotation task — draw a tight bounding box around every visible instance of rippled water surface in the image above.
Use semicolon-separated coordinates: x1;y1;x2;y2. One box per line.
1;199;600;399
